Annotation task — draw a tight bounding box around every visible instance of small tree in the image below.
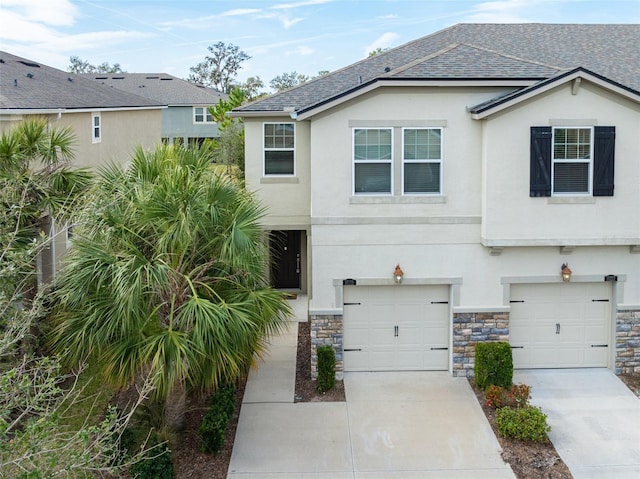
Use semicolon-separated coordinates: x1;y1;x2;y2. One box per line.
68;56;123;74
269;71;309;92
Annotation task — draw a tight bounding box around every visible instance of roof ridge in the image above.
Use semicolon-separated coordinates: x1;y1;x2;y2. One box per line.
458;42;564;71
382;43;461;77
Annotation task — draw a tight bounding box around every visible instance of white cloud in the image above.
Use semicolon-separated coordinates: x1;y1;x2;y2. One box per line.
282;16;304;29
379;14;399;20
159;8;262;29
464;0;538;23
271;0;332;10
0;0;77;26
220;8;262;17
364;32;399;56
286;45;314;56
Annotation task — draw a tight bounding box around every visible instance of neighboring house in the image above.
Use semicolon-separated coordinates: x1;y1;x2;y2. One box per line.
83;73;226;146
231;24;640;379
0;51;165;283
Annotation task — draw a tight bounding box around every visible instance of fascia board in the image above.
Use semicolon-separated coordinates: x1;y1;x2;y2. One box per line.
472;71;640;120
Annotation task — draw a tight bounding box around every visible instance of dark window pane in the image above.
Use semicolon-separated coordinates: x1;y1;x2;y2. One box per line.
553;162;589;193
265;151;294;175
404;163;440;193
355;163;391;193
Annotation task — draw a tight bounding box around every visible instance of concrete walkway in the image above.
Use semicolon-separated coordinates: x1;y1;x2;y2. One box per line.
228;295;514;479
515;369;640;479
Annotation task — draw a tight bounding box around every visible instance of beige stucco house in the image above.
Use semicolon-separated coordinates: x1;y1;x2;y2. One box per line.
1;51;165;282
232;24;640;379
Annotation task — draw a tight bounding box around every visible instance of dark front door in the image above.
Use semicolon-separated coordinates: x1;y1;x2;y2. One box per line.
270;230;301;289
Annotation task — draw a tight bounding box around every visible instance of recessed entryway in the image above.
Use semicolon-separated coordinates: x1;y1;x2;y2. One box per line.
509;282;611;369
269;230;303;290
343;285;449;371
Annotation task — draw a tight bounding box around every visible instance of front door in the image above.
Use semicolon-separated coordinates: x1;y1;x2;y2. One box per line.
270;230;301;289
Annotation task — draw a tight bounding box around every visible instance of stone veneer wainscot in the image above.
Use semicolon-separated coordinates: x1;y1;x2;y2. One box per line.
616;308;640;374
452;311;510;377
310;314;344;379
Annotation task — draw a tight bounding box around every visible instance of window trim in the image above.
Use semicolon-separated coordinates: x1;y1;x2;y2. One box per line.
91;112;101;144
401;127;443;196
193;106;214;124
352;127;393;196
551;126;593;196
263;122;296;177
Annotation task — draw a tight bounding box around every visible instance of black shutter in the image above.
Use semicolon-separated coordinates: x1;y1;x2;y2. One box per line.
530;127;552;197
593;126;615;196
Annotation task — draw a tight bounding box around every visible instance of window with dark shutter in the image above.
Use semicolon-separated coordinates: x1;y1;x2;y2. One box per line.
530;126;552;197
593;126;615;196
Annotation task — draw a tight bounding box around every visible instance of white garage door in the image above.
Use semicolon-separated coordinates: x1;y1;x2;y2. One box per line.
343;285;449;371
509;282;611;369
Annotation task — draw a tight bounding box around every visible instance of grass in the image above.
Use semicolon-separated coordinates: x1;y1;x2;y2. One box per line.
57;361;119;432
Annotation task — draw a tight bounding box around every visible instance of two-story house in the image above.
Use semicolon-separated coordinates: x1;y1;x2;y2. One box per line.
232;24;640;379
1;51;165;283
83;73;226;147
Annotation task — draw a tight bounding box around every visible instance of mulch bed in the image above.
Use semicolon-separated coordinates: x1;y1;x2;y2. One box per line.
469;379;573;479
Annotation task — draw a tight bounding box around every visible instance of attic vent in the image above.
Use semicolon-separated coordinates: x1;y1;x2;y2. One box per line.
0;59;5;63
160;78;173;80
112;76;125;80
95;76;108;79
146;76;159;79
384;66;390;72
68;77;73;82
18;60;40;68
25;73;34;79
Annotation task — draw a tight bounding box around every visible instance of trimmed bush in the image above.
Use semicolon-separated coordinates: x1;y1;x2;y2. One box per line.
474;342;513;390
485;383;531;409
198;382;236;454
317;345;336;393
129;441;174;479
495;405;551;443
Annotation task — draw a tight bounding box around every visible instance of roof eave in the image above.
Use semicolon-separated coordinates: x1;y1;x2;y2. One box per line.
471;68;640;119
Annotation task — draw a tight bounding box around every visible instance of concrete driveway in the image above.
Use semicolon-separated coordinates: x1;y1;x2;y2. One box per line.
515;368;640;479
229;368;514;478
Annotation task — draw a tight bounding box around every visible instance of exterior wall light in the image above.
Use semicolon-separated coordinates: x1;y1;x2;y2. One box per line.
394;264;404;284
561;263;572;282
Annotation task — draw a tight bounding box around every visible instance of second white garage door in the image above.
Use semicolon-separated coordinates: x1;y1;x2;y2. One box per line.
343;285;449;371
509;282;611;369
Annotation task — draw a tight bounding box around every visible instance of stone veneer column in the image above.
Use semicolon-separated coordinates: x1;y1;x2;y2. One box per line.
310;314;344;379
616;308;640;374
452;311;510;377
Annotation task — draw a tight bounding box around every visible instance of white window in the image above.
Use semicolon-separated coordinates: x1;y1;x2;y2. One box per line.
194;107;213;123
402;128;442;194
264;123;295;175
552;127;592;195
353;128;392;195
91;113;101;143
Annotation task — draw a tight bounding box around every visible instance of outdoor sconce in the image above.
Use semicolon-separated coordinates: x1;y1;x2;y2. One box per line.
561;263;572;282
394;264;404;284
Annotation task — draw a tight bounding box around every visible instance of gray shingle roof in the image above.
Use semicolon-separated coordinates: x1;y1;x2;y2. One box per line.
0;51;163;110
234;23;640;115
82;73;226;106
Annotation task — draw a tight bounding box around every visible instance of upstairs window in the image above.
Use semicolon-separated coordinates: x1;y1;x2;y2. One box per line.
530;126;615;197
91;113;101;143
353;128;392;195
194;107;213;123
264;123;295;175
403;128;442;194
553;127;591;194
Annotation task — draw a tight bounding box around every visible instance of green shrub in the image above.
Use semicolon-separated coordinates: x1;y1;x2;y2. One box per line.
129;441;174;479
474;342;513;390
317;345;336;393
495;405;551;443
198;382;236;454
485;383;531;409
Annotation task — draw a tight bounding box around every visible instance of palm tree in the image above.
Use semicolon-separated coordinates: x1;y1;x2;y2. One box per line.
49;143;290;430
0;117;92;298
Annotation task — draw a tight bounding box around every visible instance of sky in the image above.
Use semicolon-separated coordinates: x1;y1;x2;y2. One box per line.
1;0;639;92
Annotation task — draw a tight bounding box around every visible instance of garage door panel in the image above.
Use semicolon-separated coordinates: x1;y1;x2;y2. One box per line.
343;285;449;372
510;283;610;369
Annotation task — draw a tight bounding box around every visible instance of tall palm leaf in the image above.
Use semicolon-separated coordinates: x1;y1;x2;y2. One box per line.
50;144;290;430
